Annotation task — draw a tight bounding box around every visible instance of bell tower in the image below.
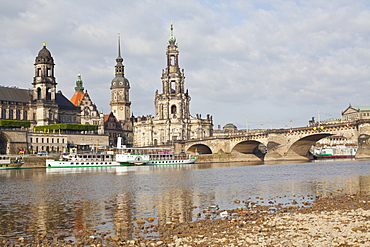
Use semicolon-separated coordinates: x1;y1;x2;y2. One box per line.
110;34;131;122
155;24;191;121
31;42;58;126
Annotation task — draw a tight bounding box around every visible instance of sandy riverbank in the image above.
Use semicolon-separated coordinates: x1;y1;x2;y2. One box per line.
1;193;370;246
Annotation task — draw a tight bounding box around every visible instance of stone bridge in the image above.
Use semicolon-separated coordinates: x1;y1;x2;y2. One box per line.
174;120;370;162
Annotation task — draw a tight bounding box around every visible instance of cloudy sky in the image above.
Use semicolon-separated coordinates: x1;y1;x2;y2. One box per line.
1;0;370;130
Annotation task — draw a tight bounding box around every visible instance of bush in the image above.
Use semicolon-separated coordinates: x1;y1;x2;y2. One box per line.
34;123;99;132
0;120;31;128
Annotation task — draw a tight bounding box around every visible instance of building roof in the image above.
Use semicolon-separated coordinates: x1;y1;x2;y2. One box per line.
70;91;85;106
0;86;31;103
56;91;79;110
351;106;370;111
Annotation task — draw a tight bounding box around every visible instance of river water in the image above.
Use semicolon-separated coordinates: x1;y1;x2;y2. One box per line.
1;160;370;240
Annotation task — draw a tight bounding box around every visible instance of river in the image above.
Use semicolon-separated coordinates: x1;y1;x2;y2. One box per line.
1;159;370;240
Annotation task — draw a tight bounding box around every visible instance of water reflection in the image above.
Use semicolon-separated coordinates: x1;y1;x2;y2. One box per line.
1;160;370;240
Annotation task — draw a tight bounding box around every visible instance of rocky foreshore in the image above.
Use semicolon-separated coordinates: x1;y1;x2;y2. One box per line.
1;193;370;246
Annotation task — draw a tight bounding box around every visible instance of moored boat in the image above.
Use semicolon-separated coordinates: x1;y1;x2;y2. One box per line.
46;151;130;168
0;155;24;170
116;148;197;166
312;145;357;159
46;147;197;168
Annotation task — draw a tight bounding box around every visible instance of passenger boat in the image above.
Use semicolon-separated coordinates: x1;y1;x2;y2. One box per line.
46;144;197;168
117;148;198;166
0;155;24;170
46;151;129;168
312;145;357;159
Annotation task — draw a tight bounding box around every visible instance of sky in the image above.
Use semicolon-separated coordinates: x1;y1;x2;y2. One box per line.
1;0;370;130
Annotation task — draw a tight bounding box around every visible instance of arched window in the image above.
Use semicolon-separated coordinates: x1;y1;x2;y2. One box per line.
16;110;20;120
67;116;71;123
1;109;6;119
171;81;176;94
171;105;177;114
37;88;42;100
46;88;51;101
9;109;13;120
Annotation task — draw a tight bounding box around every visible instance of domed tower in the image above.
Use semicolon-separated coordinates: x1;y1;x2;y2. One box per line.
31;42;58;126
110;34;131;122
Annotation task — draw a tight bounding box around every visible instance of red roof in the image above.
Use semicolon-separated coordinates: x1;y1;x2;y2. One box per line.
70;92;85;106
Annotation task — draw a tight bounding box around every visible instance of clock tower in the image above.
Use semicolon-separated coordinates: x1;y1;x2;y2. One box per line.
110;34;131;122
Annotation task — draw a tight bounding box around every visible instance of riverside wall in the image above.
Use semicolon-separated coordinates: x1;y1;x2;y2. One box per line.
195;153;262;163
22;156;49;168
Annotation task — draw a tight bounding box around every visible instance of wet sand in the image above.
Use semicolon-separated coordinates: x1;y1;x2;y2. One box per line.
1;193;370;246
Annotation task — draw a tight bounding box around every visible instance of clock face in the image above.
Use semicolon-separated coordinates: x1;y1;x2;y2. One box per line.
119;106;124;111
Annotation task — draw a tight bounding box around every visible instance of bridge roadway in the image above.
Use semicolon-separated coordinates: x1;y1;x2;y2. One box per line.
174;120;370;162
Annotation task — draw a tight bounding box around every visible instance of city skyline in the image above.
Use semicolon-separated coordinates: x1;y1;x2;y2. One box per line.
1;0;370;129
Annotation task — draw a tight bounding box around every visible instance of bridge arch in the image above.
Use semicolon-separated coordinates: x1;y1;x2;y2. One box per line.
287;133;333;158
186;144;212;154
0;131;8;154
231;140;267;159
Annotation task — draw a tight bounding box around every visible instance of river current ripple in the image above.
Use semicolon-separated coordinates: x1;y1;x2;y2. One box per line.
1;159;369;239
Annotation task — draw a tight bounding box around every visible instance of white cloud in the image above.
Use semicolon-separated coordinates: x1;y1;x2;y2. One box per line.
1;0;370;129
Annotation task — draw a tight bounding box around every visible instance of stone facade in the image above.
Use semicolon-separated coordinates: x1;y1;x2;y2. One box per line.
0;43;108;154
70;73;104;133
342;105;370;120
133;25;213;147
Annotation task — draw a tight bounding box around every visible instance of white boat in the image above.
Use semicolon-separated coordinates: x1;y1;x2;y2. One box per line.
46;151;129;168
116;147;198;166
46;146;197;168
0;155;24;170
312;145;357;159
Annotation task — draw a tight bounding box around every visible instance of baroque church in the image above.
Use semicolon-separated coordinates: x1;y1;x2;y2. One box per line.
133;25;213;146
0;42;109;154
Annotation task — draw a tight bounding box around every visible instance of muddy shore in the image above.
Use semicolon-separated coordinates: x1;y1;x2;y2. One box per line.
1;193;370;246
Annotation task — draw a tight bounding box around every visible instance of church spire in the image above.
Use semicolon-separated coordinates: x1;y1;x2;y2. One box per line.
168;23;176;46
116;33;124;67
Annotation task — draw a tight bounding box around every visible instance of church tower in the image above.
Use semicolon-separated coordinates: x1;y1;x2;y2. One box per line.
133;24;213;147
155;24;191;121
31;42;58;126
110;34;131;122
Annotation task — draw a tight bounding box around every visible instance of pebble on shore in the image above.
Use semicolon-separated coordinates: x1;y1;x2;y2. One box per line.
1;193;370;246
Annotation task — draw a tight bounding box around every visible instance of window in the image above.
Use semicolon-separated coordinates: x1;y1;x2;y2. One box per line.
37;68;41;76
1;109;6;119
37;88;42;100
170;55;175;65
23;111;27;120
171;105;177;114
9;109;13;120
67;116;71;123
47;88;52;101
16;110;21;120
